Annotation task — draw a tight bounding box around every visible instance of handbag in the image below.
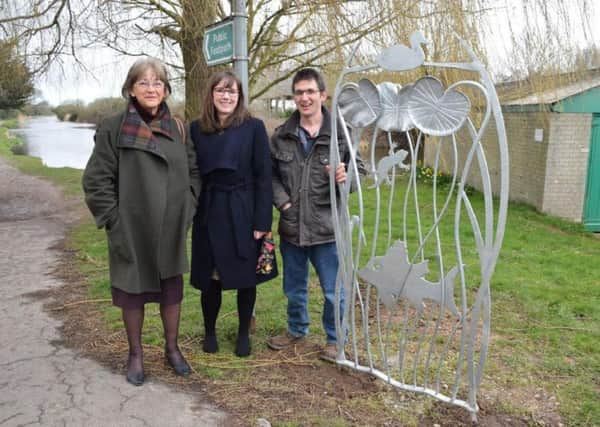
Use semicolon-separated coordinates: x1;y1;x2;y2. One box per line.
256;232;276;275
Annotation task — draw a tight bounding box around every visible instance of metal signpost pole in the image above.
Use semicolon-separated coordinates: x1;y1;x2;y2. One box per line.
232;0;249;107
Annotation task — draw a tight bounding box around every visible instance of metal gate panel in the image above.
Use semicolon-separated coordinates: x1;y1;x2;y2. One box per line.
328;33;509;421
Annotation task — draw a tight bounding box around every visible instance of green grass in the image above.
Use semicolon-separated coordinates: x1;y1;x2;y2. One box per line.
1;126;598;425
0;118;19;129
357;181;599;425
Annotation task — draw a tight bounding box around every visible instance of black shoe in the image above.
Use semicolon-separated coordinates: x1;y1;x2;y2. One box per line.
202;335;218;353
126;370;145;386
165;349;191;377
126;355;144;386
235;335;251;357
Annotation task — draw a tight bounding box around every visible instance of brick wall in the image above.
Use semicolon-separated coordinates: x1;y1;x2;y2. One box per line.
423;111;592;223
424;111;549;210
541;113;592;222
501;112;549;210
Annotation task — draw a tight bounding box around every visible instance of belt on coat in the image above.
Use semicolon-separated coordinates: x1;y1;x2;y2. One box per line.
201;181;253;259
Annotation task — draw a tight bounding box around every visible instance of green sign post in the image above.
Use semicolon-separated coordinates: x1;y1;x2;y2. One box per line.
203;18;234;66
204;1;249;107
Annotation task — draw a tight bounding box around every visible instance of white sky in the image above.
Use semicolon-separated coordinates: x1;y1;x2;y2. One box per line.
36;49;134;106
480;0;599;76
36;0;600;106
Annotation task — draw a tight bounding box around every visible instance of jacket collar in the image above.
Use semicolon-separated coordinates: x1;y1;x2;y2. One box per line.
280;106;333;140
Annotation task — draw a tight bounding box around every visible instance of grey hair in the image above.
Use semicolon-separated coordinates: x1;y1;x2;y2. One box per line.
121;57;172;99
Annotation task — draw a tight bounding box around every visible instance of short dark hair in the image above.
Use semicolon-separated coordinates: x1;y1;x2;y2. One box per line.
199;70;251;133
292;68;326;93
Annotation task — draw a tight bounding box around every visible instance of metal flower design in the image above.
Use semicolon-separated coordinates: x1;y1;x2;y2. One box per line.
407;76;471;136
329;29;509;419
377;82;414;132
337;79;381;128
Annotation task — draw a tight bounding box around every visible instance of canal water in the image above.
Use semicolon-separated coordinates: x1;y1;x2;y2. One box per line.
12;116;95;169
11;116;409;171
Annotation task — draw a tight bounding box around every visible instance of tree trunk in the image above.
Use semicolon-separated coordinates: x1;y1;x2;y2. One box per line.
179;0;218;120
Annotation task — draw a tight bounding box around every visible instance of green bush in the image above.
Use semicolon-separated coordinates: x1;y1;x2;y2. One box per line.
76;97;126;125
0;109;19;120
53;100;85;122
9;141;26;155
0;39;34;110
416;163;452;187
1;118;18;129
21;101;53;116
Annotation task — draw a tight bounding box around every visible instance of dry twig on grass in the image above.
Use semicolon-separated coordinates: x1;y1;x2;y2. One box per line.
51;298;111;310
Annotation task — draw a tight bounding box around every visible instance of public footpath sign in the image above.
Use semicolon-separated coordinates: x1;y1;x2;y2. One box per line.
203;18;234;66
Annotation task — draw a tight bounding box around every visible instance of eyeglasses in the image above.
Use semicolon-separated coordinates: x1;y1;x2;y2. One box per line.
135;80;165;90
293;88;320;97
214;87;239;96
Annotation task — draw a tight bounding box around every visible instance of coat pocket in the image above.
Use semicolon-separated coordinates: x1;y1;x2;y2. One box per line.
273;150;296;191
278;202;299;237
106;216;133;263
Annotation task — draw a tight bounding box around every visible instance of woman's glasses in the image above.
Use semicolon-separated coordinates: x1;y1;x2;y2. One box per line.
135;80;165;89
214;87;239;96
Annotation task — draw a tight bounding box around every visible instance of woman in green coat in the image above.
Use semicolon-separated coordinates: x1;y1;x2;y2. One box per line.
82;58;199;386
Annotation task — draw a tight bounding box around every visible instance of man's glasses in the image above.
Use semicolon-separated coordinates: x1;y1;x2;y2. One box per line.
293;88;320;97
135;80;165;89
214;87;239;96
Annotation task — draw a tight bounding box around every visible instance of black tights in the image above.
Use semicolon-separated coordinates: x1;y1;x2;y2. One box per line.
200;279;256;356
122;303;185;374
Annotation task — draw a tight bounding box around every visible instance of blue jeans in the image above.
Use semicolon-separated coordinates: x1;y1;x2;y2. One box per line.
280;240;344;344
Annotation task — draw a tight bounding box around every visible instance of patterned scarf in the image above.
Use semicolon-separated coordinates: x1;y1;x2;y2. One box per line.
119;100;173;154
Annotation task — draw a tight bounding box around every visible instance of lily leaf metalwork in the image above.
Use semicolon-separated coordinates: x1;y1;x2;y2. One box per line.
408;76;471;136
376;82;414;132
375;31;430;71
337;79;381;128
329;30;508;420
358;240;460;317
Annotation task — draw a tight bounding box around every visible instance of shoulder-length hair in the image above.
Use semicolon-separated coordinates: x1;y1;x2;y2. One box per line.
199;70;250;133
121;57;172;99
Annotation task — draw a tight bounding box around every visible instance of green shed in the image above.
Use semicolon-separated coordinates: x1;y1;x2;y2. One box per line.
501;76;600;231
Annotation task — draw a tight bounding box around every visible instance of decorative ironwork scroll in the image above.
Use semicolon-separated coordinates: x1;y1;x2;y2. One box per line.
329;32;509;420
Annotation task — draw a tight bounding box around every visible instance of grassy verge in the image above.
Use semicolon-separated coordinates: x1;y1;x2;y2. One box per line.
1;118;19;129
1;126;598;425
490;203;599;425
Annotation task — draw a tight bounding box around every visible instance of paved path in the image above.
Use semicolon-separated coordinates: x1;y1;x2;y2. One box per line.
0;158;228;426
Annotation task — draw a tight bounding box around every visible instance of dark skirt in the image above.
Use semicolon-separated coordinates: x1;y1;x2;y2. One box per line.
111;275;183;309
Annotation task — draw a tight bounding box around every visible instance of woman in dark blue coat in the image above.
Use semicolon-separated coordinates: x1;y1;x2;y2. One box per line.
190;70;275;357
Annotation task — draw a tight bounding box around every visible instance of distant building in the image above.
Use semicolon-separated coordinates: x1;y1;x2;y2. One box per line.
251;73;295;116
424;71;600;231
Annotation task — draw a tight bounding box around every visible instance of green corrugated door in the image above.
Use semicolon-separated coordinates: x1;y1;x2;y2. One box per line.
584;115;600;231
